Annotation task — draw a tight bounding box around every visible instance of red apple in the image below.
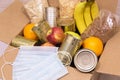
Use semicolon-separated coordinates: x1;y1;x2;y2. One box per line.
46;27;65;45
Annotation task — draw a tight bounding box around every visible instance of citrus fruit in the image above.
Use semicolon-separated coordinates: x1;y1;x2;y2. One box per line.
41;42;55;46
83;36;103;56
23;23;37;40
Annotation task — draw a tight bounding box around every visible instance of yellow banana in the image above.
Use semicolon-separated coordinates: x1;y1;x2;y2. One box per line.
83;2;93;27
74;1;87;34
90;1;99;20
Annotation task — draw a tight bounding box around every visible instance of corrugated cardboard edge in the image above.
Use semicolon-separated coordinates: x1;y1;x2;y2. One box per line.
91;72;120;80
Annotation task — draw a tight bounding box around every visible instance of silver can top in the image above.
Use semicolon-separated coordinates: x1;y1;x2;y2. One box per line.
74;49;98;72
45;7;58;27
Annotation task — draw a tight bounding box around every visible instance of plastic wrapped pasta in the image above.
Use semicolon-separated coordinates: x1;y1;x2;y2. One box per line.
24;0;48;24
81;10;120;44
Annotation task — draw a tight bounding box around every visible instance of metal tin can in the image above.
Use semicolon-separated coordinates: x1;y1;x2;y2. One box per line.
32;20;51;43
11;35;37;47
57;18;76;32
58;33;81;66
74;49;98;72
45;7;58;27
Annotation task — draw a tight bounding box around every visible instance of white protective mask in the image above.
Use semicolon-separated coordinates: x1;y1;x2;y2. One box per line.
12;46;58;73
1;46;68;80
12;46;68;80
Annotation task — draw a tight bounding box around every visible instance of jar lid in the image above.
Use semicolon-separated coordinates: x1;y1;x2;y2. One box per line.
74;49;98;72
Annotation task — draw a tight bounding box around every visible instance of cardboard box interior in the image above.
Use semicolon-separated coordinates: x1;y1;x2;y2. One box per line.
0;0;92;80
0;0;29;44
91;31;120;80
0;0;120;80
60;67;92;80
96;0;118;14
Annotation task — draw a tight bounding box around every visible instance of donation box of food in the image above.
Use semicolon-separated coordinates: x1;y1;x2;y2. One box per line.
0;0;120;80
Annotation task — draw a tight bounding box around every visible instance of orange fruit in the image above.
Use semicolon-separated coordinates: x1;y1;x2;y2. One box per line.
23;23;37;40
83;36;103;56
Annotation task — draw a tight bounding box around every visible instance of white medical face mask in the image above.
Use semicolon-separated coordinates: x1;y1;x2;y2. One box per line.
12;46;68;80
1;46;68;80
12;46;58;72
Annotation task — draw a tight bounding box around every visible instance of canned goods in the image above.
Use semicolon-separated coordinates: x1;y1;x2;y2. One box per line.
74;49;98;72
58;33;81;66
57;18;76;32
58;51;72;66
11;35;37;47
45;7;58;27
32;21;51;43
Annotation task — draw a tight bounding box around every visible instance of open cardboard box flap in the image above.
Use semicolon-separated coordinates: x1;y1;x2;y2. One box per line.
91;31;120;80
96;0;118;14
0;0;29;44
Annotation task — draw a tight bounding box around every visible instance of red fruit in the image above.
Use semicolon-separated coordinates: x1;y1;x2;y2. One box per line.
46;27;65;45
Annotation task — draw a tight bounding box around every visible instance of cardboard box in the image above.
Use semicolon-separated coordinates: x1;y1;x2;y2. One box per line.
0;0;92;80
96;0;119;14
91;0;120;80
91;31;120;80
0;0;120;80
0;46;18;80
60;67;92;80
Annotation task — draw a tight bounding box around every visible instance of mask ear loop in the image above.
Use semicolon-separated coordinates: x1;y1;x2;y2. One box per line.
1;48;18;80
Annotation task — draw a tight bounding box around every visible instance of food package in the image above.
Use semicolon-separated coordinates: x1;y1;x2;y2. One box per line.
81;10;120;44
24;0;48;24
59;0;80;18
47;0;59;8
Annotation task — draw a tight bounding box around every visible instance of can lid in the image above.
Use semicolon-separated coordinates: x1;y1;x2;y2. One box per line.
74;49;98;72
58;51;72;66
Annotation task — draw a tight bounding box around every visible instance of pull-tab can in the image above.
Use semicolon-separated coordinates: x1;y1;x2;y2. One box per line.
74;49;98;72
11;35;38;47
45;7;58;27
32;21;51;43
58;33;81;66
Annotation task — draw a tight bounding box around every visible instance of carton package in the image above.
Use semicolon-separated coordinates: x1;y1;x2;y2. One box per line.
0;0;120;80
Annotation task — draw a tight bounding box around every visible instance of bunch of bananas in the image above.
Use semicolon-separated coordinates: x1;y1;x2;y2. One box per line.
74;0;99;34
